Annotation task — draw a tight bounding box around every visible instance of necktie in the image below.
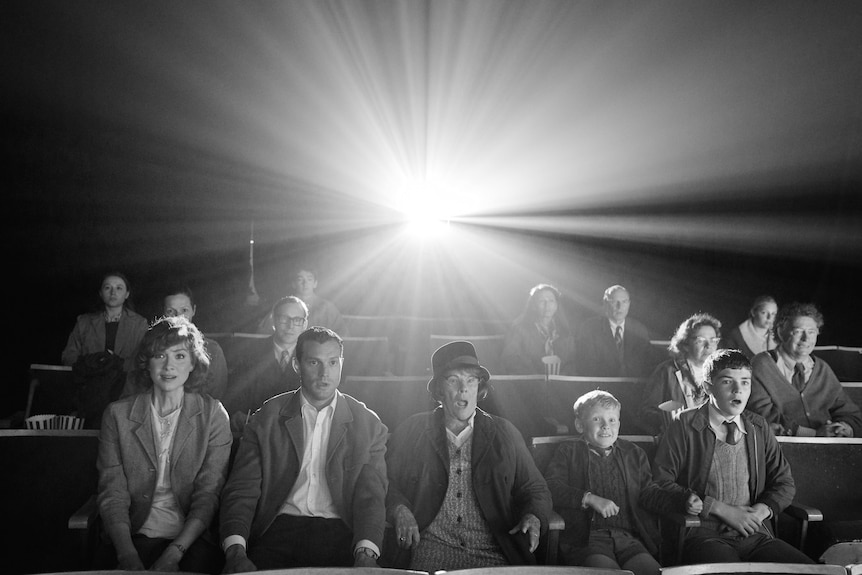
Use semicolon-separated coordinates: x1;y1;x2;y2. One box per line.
792;363;806;392
615;325;625;364
280;349;292;372
723;421;739;445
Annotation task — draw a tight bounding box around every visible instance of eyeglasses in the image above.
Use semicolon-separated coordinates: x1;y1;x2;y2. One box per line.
789;328;819;338
692;337;721;346
274;315;307;327
444;375;481;389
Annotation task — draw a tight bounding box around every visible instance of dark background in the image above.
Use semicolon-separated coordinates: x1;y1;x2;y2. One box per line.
4;1;861;416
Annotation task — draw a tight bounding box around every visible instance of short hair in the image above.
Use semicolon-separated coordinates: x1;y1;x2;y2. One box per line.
295;326;343;363
603;285;628;302
164;284;195;307
272;295;309;318
133;316;210;392
293;264;318;280
99;271;136;311
668;313;722;360
704;349;751;382
429;365;491;403
749;294;777;319
773;302;824;342
573;390;621;421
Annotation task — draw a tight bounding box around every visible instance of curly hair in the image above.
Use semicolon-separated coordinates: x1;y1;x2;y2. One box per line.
668;312;722;360
133;315;211;392
773;302;824;342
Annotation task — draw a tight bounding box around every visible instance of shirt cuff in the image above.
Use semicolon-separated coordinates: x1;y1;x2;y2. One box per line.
700;495;716;519
796;425;816;437
354;539;380;557
222;535;247;553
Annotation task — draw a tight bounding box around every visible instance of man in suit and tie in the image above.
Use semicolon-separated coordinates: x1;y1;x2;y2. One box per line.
220;326;388;570
223;296;308;430
574;285;655;378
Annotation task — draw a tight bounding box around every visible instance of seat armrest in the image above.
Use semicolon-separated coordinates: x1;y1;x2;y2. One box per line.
68;494;97;530
547;510;565;531
667;511;701;528
543;511;564;565
784;502;823;523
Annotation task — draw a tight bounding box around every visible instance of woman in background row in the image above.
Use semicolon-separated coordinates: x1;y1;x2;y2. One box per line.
721;295;778;360
501;283;574;375
62;271;148;372
638;313;722;436
97;316;232;574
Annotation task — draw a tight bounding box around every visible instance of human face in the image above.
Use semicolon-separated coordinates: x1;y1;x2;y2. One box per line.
297;339;343;408
705;367;751;418
780;315;819;361
438;368;481;430
148;343;194;395
603;289;631;324
293;270;318;298
751;302;778;330
534;290;558;321
686;325;719;365
273;301;308;345
164;294;196;321
575;404;620;450
100;276;129;309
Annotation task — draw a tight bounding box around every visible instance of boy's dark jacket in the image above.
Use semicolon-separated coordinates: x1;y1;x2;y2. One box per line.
545;437;660;556
639;403;795;534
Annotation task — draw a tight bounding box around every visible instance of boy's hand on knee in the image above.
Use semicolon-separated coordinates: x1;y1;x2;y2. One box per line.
586;493;620;518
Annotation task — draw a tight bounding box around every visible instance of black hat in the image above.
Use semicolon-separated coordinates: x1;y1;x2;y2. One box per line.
427;340;491;393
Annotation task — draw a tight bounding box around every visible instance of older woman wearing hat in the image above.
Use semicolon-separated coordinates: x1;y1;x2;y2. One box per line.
383;341;552;572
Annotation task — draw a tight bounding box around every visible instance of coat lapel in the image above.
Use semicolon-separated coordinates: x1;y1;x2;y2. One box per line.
170;393;200;465
281;391;305;461
130;393;158;469
471;410;494;466
326;392;352;467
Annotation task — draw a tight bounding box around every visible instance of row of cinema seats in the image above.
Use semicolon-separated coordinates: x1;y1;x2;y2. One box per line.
1;427;858;575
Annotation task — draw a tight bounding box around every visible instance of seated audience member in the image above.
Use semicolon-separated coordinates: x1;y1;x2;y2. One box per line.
721;295;779;360
574;285;655;377
122;286;228;400
638;313;721;436
640;349;813;566
385;341;551;571
256;265;348;335
96;316;232;574
62;271;148;372
545;390;660;575
502;283;575;375
219;327;388;571
223;296;308;430
748;302;861;437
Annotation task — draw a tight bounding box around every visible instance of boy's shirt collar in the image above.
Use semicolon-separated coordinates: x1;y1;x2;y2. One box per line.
707;403;746;436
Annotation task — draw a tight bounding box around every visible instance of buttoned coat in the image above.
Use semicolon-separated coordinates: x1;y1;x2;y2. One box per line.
574;315;655;377
96;392;232;537
385;407;552;565
219;389;388;550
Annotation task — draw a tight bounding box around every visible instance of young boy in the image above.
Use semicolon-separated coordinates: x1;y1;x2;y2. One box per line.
640;349;814;565
545;390;661;575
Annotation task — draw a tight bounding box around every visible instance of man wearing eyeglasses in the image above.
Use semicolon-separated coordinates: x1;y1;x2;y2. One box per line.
224;296;309;431
748;302;861;437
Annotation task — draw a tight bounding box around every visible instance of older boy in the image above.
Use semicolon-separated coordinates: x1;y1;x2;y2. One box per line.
545;390;661;575
640;349;814;565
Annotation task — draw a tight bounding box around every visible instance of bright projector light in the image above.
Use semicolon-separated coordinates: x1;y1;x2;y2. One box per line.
398;180;455;238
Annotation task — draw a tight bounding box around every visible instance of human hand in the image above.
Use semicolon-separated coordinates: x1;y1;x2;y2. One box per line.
117;551;145;571
685;493;703;515
586;493;620;518
149;545;181;572
394;504;420;549
222;544;256;574
508;513;541;553
715;502;763;536
821;421;852;437
353;551;379;568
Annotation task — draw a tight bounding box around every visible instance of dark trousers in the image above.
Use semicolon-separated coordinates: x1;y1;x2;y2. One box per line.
96;533;223;574
683;530;814;564
249;514;355;568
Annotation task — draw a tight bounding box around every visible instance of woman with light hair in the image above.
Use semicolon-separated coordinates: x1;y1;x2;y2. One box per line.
721;295;778;359
638;313;722;436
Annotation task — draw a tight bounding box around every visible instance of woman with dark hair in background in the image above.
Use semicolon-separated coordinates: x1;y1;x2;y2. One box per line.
96;316;231;574
501;283;575;374
722;295;778;359
61;271;148;372
638;313;722;436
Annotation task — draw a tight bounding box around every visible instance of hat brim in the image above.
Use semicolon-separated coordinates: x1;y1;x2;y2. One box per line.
427;357;491;393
